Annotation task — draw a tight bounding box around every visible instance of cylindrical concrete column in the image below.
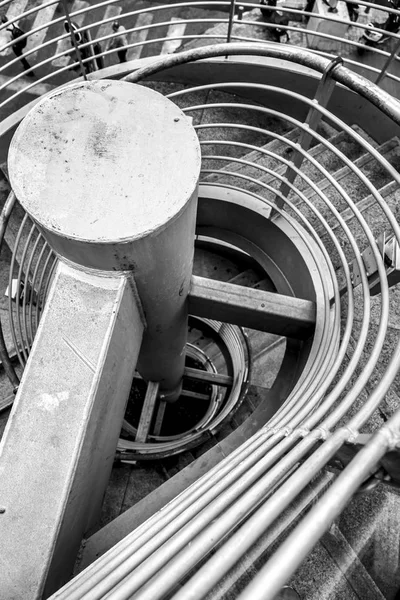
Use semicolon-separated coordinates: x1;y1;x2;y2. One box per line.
8;79;201;400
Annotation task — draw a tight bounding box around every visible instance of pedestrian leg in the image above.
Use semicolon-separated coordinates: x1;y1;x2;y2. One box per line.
118;48;127;63
13;46;34;76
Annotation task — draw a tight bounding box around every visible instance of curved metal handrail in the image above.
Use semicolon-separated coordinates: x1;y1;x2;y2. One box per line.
1;38;400;600
43;45;400;599
0;0;399;122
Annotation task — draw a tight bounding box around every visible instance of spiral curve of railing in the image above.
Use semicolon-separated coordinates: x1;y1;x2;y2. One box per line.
1;0;400;596
0;0;400;122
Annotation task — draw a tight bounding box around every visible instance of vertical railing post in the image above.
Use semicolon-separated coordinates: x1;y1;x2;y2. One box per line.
273;56;342;213
0;79;201;598
227;0;237;45
61;0;87;80
86;29;98;71
375;36;400;87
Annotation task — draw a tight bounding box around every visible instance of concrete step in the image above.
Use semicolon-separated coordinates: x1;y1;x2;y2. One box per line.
294;136;399;210
201;129;350;204
335;485;400;599
282;136;400;268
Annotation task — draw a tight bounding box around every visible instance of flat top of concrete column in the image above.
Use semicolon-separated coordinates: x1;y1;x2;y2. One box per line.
8;80;201;242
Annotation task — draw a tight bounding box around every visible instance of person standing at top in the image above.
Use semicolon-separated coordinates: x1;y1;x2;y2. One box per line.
1;16;35;76
64;20;104;73
109;20;128;63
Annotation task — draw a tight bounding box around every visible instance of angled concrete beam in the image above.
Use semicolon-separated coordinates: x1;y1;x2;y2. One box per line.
188;275;316;340
0;263;144;598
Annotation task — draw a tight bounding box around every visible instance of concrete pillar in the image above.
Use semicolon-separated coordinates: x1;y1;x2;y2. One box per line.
8;79;201;398
0;79;201;598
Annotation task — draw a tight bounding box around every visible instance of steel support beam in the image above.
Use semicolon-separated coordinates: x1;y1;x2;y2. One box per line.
189;275;316;339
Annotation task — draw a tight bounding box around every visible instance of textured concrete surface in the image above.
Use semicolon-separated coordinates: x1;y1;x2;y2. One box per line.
0;264;144;598
8;79;201;251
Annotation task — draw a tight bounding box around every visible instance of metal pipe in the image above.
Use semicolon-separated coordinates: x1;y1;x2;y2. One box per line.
0;192;20;389
51;429;277;599
236;423;400;600
95;434;310;600
61;0;87;80
226;0;236;44
125;43;400;127
7;213;29;369
376;36;400;86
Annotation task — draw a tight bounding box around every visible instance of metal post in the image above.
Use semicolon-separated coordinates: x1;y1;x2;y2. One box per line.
273;56;343;212
0;79;201;598
227;0;237;45
61;0;87;80
86;29;98;71
375;36;400;86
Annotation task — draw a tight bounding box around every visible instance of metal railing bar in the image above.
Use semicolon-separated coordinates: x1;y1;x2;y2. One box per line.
124;43;400;126
7;77;386;434
236;421;400;600
226;0;236;44
197;173;365;434
166;427;357;600
81;434;313;600
197;133;350;404
0;0;232;57
21;226;41;350
0;191;19;388
226;24;399;56
0;8;394;68
0;32;394;118
236;0;400;14
0;0;398;114
174;80;400;190
199;470;335;600
0;9;384;73
195;180;338;422
234;4;400;37
28;235;47;345
51;428;284;598
48;155;340;596
0;35;235;112
199;162;353;397
34;248;55;331
14;223;36;364
193;115;391;430
61;0;87;79
0;1;231;73
0;14;229;77
0;0;60;44
376;35;400;85
7;213;28;369
196;185;337;433
277;55;341;207
104;429;341;600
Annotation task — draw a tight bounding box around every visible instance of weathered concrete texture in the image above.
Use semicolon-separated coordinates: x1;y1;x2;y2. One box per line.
0;263;144;599
8;80;201;253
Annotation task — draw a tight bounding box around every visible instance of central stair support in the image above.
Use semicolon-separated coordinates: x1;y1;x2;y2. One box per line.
0;79;200;598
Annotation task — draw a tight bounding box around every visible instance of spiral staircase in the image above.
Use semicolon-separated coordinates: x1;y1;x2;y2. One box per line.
2;1;400;599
